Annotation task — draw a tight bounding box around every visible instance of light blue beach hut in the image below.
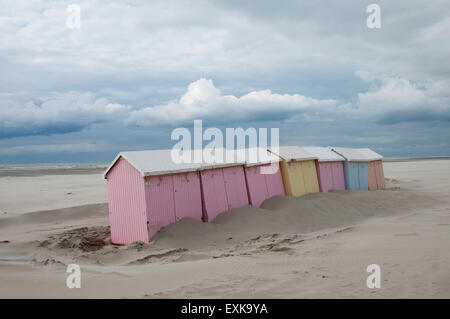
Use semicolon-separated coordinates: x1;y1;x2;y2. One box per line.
329;147;369;190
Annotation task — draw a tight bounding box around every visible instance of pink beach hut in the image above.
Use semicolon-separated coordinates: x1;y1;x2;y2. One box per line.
239;148;285;207
104;150;203;244
301;146;346;192
200;149;249;222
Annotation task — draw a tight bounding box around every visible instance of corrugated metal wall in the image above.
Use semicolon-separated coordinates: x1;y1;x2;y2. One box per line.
106;159;149;244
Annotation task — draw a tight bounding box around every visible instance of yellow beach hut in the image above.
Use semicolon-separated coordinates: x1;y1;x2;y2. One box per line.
268;146;320;197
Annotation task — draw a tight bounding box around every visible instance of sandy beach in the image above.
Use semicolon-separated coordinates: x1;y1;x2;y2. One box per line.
0;159;449;298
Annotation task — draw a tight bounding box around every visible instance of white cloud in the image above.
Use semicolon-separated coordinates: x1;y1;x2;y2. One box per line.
2;75;450;140
0;92;131;137
126;78;340;125
356;74;450;122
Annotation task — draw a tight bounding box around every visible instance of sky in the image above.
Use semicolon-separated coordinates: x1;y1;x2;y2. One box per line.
1;0;449;163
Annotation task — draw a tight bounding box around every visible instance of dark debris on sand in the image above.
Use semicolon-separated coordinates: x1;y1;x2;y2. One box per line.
39;226;111;252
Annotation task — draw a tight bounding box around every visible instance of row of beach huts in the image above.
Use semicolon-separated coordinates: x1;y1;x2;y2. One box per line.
104;146;385;244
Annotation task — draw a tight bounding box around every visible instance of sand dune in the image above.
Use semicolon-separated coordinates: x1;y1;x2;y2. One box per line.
0;160;449;298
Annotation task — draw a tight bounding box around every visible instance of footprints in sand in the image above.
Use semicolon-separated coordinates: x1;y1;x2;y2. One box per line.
128;248;188;265
212;228;351;259
212;233;300;259
32;224;356;268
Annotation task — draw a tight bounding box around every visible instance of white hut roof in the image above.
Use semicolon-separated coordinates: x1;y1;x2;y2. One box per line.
330;147;383;162
104;149;203;178
301;146;345;162
356;148;383;161
236;147;281;167
201;148;246;169
268;146;317;162
104;148;249;178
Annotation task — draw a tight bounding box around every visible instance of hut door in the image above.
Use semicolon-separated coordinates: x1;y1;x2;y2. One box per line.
288;162;307;196
374;160;386;189
223;166;249;209
358;162;369;190
145;175;176;234
245;166;269;207
264;163;285;197
318;162;333;192
301;160;320;193
368;162;378;190
200;169;229;222
331;162;346;190
348;162;360;190
172;172;203;221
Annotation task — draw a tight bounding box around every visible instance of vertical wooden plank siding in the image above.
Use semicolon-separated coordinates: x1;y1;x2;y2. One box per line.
279;160;293;196
263;163;285;197
344;161;360;190
172;172;203;221
358;162;369;190
200;168;229;222
368;161;378;190
301;160;320;193
223;166;249;210
245;165;269;207
144;174;176;238
106;159;149;244
317;162;333;192
246;163;285;207
374;160;386;189
287;162;307;196
315;161;324;192
280;160;321;197
343;161;351;189
331;161;346;190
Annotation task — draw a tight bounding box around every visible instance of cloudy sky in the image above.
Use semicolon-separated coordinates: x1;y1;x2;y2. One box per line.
1;0;449;163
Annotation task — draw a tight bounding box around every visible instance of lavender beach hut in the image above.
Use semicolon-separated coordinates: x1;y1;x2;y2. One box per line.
104;150;203;244
301;146;346;192
200;149;249;222
239;147;285;207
